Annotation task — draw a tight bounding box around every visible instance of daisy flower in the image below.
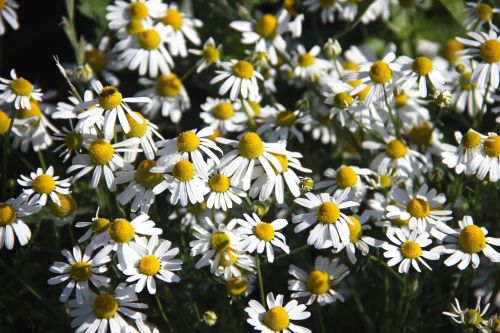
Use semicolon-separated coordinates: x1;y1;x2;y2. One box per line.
67;136;139;190
245;292;311;333
214;249;256;281
48;245;112;304
136;73;189;122
293;45;330;82
226;274;256;300
17;166;72;206
236;213;289;263
464;2;499;32
118;23;175;77
315;165;371;202
188;37;222;73
468;132;500;182
153;127;222;179
121;111;162;162
211;59;263;101
0;0;19;35
441;129;486;175
216;132;286;191
74;80;151;140
334;214;380;264
47;193;77;227
304;0;343;23
322;80;360;127
341;0;362;21
167;202;216;231
0;195;40;250
443;297;490;329
106;0;166;30
451;67;488;116
52;127;85;163
159;3;202;57
431;215;500;270
51;90;100;132
288;256;349;306
122;235;182;294
363;167;407;191
200;97;246;134
256;103;307;143
292;190;359;250
83;36;123;86
0;69;42;110
457;30;500;89
69;283;147;333
382;228;439;273
206;167;246;211
397;55;445;97
75;208;111;244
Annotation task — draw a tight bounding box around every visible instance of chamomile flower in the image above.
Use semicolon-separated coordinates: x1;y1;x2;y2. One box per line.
0;0;19;35
225;274;256;300
122;235;182;294
363;167;407;191
188;37;222;73
288;256;349;306
83;37;123;86
17;166;72;206
465;2;499;32
67;136;139;190
51;90;100;133
468;132;500;182
256;104;307;143
245;292;311;333
322;80;360;127
293;190;359;250
457;31;500;89
118;23;175;77
52;128;85;163
160;3;202;57
217;132;286;191
443;297;490;329
106;0;166;30
47;193;78;227
340;0;362;21
315;165;371;202
0;69;42;109
75;80;151;140
382;228;439;273
200;98;246;134
236;213;289;263
334;214;380;264
386;184;453;232
48;245;112;304
441;129;486;175
153;127;222;179
293;45;330;82
0;195;40;250
121;111;162;162
211;59;263;101
304;0;343;23
214;249;256;281
206;167;246;211
136;73;189;122
75;208;111;244
451;68;488;116
69;284;147;333
431;215;500;270
397;55;445;97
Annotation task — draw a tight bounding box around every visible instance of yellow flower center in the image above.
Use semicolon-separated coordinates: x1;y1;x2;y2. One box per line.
409;122;432;146
203;46;220;63
210;232;231;252
0;0;5;10
176;130;200;152
476;3;493;21
172;160;195;182
412;56;433;76
256;14;278;39
128;2;148;20
98;86;123;110
483;135;500;157
306;270;331;295
92;217;110;234
214;102;234;120
126;19;144;35
109;218;135;243
93;293;118;320
248;101;261;115
406;198;430;218
208;128;222;141
11;77;33;96
264;306;290;331
254;222;275;241
343;61;360;71
136;160;163;188
238;132;264;159
392;218;410;227
49;193;76;218
336;166;358;188
162;8;183;30
126;112;147;138
441;39;463;63
0;203;16;226
138;29;161;50
232;60;254;79
319;0;336;9
32;174;56;194
385;139;408;158
298;53;315;67
465;309;483;325
70;261;93;281
394;89;409;108
0;110;11;135
459;72;474;91
461;130;482;149
316;202;341;224
270;153;288;174
348;79;371;101
480;39;500;63
88;139;114;166
208;174;230;193
65;131;83;150
380;175;392;188
458;225;486;253
369;61;392;84
219;250;237;267
333;92;354;109
226;277;248;297
156;73;182;97
138;255;161;276
85;49;107;72
347;215;363;243
400;240;422;259
17;100;42;125
275;110;296;126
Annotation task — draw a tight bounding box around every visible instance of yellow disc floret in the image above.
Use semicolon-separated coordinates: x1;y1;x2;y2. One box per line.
93;293;118;320
238;132;264;159
0;110;11;135
319;0;336;9
385;139;408;158
298;53;315;67
135;160;163;188
256;14;278;39
476;3;493;22
343;61;360;71
128;2;148;20
0;203;16;226
441;39;463;63
380;175;392;188
17;100;42;125
461;130;482;149
483;135;500;157
98;86;122;110
126;112;147;138
458;224;486;253
232;60;254;79
172;160;195;182
177;130;200;152
214;102;234;120
264;306;290;331
126;19;144;35
32;174;56;194
333;92;354;109
275;110;296;126
336;166;358;188
306;269;330;294
49;193;76;218
109;218;135;243
369;61;392;84
138;255;161;276
394;89;409;108
156;73;182;97
347;215;363;242
412;56;433;76
85;49;107;72
226;277;248;297
65;131;83;150
11;77;33;96
409;122;432;146
88;139;114;166
465;309;483;326
316;202;341;224
480;39;500;63
406;198;430;218
162;8;183;30
254;222;275;241
208;174;230;193
270;153;288;174
138;29;161;50
203;46;220;63
92;217;111;234
70;262;93;281
210;232;231;251
400;240;422;259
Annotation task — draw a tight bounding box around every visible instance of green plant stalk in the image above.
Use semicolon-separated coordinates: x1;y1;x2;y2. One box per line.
255;253;266;305
155;293;174;332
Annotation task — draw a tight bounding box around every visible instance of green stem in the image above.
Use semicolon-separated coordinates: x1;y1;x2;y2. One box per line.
37;151;47;170
180;63;198;82
266;244;310;264
368;255;405;284
242;101;256;130
155;293;174;332
255;254;266;305
1;116;14;199
383;86;400;138
316;305;326;333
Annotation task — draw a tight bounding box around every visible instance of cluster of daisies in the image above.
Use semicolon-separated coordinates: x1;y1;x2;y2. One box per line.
0;0;500;332
443;297;499;332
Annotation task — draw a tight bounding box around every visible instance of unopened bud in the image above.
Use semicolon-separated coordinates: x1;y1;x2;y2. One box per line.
299;176;315;193
324;38;342;58
433;90;452;108
202;310;218;326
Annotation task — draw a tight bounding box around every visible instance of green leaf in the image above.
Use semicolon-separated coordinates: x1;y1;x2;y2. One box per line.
438;0;465;25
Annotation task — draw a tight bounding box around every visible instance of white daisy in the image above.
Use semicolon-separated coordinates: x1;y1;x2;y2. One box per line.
52;127;85;163
225;274;256;300
256;103;307;143
288;256;349;306
51;90;100;133
382;228;439;273
451;66;488;116
75;208;112;244
315;165;371;202
106;0;166;30
441;129;486;175
0;69;42;109
200;97;246;134
83;36;123;86
292;190;359;250
443;297;490;329
397;55;445;97
120;111;162;162
188;37;222;73
0;0;19;35
431;215;500;270
213;249;256;281
245;292;311;333
468;132;500;182
47;193;78;227
464;2;499;32
0;195;40;250
210;59;263;101
322;80;360;127
304;0;343;23
48;245;112;304
17;166;72;206
293;45;331;81
334;214;380;264
206;166;246;211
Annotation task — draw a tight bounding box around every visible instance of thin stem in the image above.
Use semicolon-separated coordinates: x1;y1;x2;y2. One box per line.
265;244;310;264
383;86;400;138
368;255;405;284
37;151;47;170
181;63;198;82
242;101;256;130
155;293;174;332
255;254;266;305
316;305;326;333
